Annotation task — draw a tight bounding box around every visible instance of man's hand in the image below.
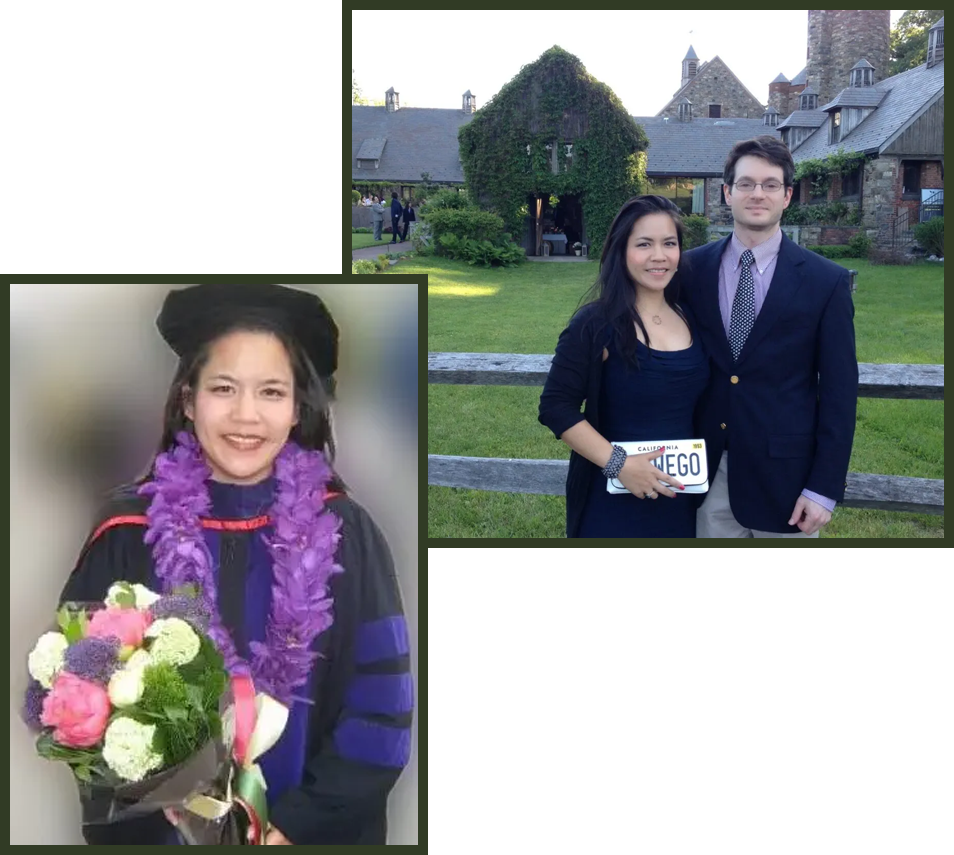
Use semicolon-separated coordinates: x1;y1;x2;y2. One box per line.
265;825;292;845
788;495;832;535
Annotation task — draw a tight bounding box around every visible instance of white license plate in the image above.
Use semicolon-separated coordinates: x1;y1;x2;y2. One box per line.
606;439;709;494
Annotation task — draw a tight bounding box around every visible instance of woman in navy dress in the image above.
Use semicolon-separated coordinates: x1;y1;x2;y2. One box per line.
539;195;710;538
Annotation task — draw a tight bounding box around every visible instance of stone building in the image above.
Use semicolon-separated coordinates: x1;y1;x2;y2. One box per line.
656;49;764;120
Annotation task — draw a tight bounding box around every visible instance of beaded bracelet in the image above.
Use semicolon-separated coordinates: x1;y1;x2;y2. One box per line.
601;444;627;479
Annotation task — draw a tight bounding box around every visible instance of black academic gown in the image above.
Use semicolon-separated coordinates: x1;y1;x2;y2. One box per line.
59;481;413;845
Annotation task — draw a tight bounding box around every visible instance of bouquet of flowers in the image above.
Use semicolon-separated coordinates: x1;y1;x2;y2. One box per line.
22;582;286;844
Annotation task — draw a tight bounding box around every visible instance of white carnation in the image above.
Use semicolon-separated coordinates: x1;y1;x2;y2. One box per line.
106;583;161;609
102;717;164;782
145;618;200;665
28;631;69;689
108;666;146;708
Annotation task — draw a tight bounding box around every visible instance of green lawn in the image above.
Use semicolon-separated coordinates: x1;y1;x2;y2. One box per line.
424;256;944;539
352;233;396;250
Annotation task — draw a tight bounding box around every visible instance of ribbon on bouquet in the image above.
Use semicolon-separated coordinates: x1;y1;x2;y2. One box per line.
182;676;289;844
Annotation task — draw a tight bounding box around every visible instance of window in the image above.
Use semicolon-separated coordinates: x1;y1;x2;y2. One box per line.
902;162;921;198
841;166;862;198
829;110;841;145
708;104;721;118
646;176;695;216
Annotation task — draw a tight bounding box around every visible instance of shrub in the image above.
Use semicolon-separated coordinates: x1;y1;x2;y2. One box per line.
425;207;507;245
847;231;872;257
437;234;524;267
351;259;376;275
807;244;852;259
782;201;861;226
352;226;372;234
375;254;391;271
419;188;469;215
867;247;916;265
682;215;710;250
913;216;943;257
351;189;361;206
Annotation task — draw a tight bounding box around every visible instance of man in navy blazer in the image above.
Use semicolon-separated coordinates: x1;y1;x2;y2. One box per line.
683;136;858;537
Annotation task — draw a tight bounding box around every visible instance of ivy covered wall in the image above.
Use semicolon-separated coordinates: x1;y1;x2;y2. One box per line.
458;46;648;256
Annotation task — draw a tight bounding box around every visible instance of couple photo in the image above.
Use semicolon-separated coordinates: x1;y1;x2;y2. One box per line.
539;136;857;538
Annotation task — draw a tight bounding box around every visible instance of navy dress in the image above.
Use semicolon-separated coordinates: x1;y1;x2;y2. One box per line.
578;334;709;538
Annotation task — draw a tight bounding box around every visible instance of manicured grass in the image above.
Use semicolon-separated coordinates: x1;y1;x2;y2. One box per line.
426;257;944;539
352;233;402;250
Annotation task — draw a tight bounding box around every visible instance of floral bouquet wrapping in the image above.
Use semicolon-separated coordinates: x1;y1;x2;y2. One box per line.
22;582;287;844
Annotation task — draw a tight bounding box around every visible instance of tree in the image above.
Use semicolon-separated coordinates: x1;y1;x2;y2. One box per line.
888;10;944;76
352;69;366;105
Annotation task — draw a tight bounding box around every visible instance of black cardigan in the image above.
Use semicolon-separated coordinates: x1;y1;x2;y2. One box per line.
538;304;614;538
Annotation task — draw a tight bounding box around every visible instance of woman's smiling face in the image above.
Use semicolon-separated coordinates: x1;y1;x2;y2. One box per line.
184;330;298;484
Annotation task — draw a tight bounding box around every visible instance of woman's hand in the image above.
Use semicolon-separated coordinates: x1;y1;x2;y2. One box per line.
615;446;684;499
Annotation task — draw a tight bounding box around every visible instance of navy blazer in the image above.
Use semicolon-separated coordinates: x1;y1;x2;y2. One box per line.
682;234;858;532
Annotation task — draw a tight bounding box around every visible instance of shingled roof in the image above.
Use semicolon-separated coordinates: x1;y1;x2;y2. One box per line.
790;59;944;161
776;110;827;130
633;116;780;176
819;87;886;110
352;105;474;183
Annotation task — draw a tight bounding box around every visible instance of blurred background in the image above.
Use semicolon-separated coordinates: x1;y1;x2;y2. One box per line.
9;283;419;845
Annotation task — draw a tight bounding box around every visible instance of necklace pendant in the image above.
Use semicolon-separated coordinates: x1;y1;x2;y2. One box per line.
651;314;662;325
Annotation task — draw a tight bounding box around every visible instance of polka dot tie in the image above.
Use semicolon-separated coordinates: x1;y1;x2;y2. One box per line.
729;249;756;361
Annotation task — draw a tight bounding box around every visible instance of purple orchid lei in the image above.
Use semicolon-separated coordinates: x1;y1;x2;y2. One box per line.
138;431;343;706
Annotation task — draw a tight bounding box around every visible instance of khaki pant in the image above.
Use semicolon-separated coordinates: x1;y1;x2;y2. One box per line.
697;451;819;538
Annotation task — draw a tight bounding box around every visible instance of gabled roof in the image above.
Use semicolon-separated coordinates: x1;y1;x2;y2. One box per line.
819;87;886;110
776;110;827;130
657;55;764;116
771;72;789;84
633;116;780;175
789;67;808;86
352;105;474;183
791;60;945;161
929;15;943;29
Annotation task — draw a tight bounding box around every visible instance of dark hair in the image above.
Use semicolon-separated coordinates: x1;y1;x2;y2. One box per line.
151;314;344;489
723;135;795;188
391;191;398;199
579;194;688;367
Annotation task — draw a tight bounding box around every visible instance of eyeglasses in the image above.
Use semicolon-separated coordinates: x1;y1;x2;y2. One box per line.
732;180;785;193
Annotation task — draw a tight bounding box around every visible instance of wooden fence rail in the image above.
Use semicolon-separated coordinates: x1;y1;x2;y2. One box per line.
428;353;944;515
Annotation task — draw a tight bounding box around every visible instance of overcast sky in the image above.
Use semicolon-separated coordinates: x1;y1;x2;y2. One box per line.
352;10;906;116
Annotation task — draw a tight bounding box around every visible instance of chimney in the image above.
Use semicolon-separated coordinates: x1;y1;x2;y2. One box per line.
385;87;400;112
462;90;476;113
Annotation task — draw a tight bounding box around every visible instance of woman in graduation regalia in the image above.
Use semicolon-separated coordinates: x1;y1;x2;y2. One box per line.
59;284;413;845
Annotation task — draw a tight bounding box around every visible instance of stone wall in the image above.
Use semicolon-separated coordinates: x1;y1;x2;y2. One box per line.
658;57;764;119
705;178;734;226
807;10;890;105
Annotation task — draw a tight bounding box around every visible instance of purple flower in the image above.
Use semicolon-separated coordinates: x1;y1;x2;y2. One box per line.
63;636;121;685
23;679;47;731
151;594;211;632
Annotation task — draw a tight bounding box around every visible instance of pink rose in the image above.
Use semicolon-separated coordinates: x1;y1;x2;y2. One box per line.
87;606;152;648
40;672;111;748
